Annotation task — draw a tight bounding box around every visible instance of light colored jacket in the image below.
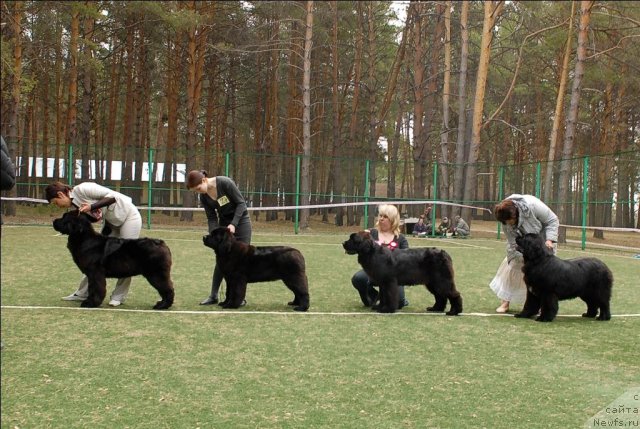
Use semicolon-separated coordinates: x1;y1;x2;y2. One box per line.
503;194;559;262
70;182;138;227
454;218;470;236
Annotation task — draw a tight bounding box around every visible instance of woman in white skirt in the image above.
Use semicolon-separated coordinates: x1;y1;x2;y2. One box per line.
490;194;559;313
45;181;142;306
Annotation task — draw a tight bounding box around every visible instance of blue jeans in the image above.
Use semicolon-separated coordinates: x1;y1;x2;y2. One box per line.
351;270;408;308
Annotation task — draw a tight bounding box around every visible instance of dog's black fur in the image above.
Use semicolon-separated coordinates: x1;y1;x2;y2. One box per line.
53;210;175;309
342;231;462;315
514;233;612;322
203;227;310;311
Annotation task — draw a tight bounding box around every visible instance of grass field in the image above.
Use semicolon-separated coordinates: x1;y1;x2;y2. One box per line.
1;222;639;429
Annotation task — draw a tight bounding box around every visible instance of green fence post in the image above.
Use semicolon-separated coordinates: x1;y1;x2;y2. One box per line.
225;152;230;177
535;161;541;198
67;145;74;185
147;147;154;230
581;156;589;250
431;162;438;237
295;155;301;235
497;166;504;239
363;160;370;229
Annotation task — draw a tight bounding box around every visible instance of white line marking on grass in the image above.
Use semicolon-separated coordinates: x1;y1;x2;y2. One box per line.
2;305;639;317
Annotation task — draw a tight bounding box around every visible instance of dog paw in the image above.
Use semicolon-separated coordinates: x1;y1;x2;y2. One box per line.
293;306;308;312
514;312;534;318
535;316;553;322
445;310;461;316
80;300;100;308
581;312;597;318
426;306;444;313
153;301;171;310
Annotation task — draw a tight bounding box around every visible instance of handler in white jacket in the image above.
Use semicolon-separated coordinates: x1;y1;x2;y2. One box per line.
490;194;559;313
45;181;142;306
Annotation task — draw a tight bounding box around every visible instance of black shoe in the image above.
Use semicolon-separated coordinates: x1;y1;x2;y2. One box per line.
200;296;219;305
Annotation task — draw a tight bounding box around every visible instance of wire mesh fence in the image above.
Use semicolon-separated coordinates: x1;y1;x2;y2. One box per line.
2;142;639;247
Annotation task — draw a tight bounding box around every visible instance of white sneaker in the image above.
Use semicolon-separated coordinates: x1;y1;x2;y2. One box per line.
62;293;87;301
108;300;122;307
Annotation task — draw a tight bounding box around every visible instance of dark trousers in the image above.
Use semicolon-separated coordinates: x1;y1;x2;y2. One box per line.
351;270;408;308
208;217;252;299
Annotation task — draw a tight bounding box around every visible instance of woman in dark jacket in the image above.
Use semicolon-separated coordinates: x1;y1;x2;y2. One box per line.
187;170;252;305
1;136;16;192
1;136;16;232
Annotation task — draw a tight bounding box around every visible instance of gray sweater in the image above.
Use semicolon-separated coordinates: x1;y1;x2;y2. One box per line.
503;194;559;262
200;176;249;232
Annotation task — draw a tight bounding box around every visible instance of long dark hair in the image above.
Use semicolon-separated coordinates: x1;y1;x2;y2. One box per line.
186;170;209;189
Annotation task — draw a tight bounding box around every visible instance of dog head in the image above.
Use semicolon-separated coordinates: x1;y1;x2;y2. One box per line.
342;231;375;255
203;227;234;254
52;210;96;235
515;233;551;262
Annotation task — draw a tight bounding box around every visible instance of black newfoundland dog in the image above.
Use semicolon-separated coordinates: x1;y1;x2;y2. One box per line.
515;233;612;322
53;210;175;309
342;231;462;315
203;227;310;311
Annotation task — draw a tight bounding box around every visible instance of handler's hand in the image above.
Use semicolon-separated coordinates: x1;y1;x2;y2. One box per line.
545;240;554;249
79;203;91;213
227;224;236;234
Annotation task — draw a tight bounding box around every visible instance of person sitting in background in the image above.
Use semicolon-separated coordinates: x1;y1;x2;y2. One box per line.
424;205;433;219
412;215;429;237
452;215;470;237
437;217;451;236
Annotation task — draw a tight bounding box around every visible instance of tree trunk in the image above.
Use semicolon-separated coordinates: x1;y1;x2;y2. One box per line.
346;3;364;226
299;0;314;230
453;1;469;211
439;1;452;212
557;0;594;242
54;18;63;180
461;1;503;224
5;1;22;216
284;20;302;221
164;35;180;214
79;7;95;181
120;18;135;186
65;8;80;184
614;64;630;227
543;0;575;204
105;48;122;182
410;2;428;201
329;2;344;226
365;2;377;226
181;0;209;221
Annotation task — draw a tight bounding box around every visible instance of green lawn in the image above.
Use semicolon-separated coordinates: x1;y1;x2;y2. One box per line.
2;224;639;428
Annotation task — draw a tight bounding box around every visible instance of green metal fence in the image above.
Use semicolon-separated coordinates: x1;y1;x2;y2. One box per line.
5;143;639;248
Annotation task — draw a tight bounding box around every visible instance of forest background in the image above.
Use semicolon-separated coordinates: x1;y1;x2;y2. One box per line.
1;1;639;237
